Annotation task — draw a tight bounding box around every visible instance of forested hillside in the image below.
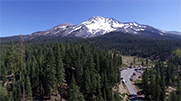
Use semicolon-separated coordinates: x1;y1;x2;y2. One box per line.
86;32;181;60
0;32;180;101
0;35;123;101
141;50;181;101
2;32;180;61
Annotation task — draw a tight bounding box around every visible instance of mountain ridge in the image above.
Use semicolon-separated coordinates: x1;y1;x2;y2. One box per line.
1;16;181;41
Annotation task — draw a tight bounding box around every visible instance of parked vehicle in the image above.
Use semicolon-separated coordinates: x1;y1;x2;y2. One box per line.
133;72;136;75
122;79;127;83
137;91;142;95
130;78;133;81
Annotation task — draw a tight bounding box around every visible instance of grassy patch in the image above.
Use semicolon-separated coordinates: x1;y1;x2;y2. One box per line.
134;80;143;91
122;82;126;89
122;56;133;66
122;55;154;67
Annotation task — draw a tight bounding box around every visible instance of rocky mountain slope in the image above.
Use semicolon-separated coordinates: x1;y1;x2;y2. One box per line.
28;16;170;38
1;16;181;41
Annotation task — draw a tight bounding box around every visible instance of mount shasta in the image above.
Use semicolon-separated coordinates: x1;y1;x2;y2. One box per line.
1;16;181;40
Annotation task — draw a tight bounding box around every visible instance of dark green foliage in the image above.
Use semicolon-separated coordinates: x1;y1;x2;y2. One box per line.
142;54;181;101
25;75;33;100
44;49;56;98
174;48;181;58
1;33;180;101
67;75;85;101
169;91;178;101
5;41;16;75
146;58;148;66
12;81;18;100
114;92;123;101
0;39;123;100
0;83;9;101
0;61;7;84
86;32;180;60
142;69;149;98
96;91;104;101
145;65;162;100
17;82;22;101
149;69;156;99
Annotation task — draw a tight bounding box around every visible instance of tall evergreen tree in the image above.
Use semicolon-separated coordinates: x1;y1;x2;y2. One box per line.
142;69;149;98
96;91;104;101
169;91;178;101
12;80;18;101
16;34;26;100
149;69;156;99
0;83;9;101
17;82;22;101
44;49;56;99
5;41;16;75
68;75;85;101
54;43;65;85
177;76;181;98
25;75;33;100
165;63;171;87
53;43;65;97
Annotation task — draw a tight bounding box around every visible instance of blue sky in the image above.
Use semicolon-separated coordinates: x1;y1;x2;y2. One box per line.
0;0;181;37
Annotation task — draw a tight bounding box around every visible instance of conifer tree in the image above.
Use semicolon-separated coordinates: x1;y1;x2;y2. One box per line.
17;34;26;80
44;49;56;98
133;57;136;64
84;66;91;98
160;90;165;101
68;75;85;101
53;43;65;96
96;91;104;101
12;80;18;101
114;92;123;101
141;61;144;66
5;41;16;75
36;47;45;99
103;89;107;101
111;92;115;101
59;43;65;58
146;58;148;66
87;53;97;99
25;75;33;100
30;55;37;85
54;43;64;85
94;53;100;72
0;83;9;101
17;82;22;101
177;76;181;97
0;61;7;84
155;83;161;101
16;34;26;100
165;63;171;87
169;91;178;101
142;69;149;98
150;69;156;99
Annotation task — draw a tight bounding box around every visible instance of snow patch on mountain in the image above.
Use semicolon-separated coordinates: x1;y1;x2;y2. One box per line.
81;16;122;36
133;22;138;26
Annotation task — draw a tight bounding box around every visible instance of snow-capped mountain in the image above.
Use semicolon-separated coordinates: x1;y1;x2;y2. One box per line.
24;16;181;39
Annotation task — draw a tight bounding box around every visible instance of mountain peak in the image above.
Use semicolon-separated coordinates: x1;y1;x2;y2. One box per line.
56;23;73;26
20;16;181;39
91;16;106;19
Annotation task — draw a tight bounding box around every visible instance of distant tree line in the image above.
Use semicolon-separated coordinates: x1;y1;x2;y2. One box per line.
1;32;180;61
84;32;181;61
